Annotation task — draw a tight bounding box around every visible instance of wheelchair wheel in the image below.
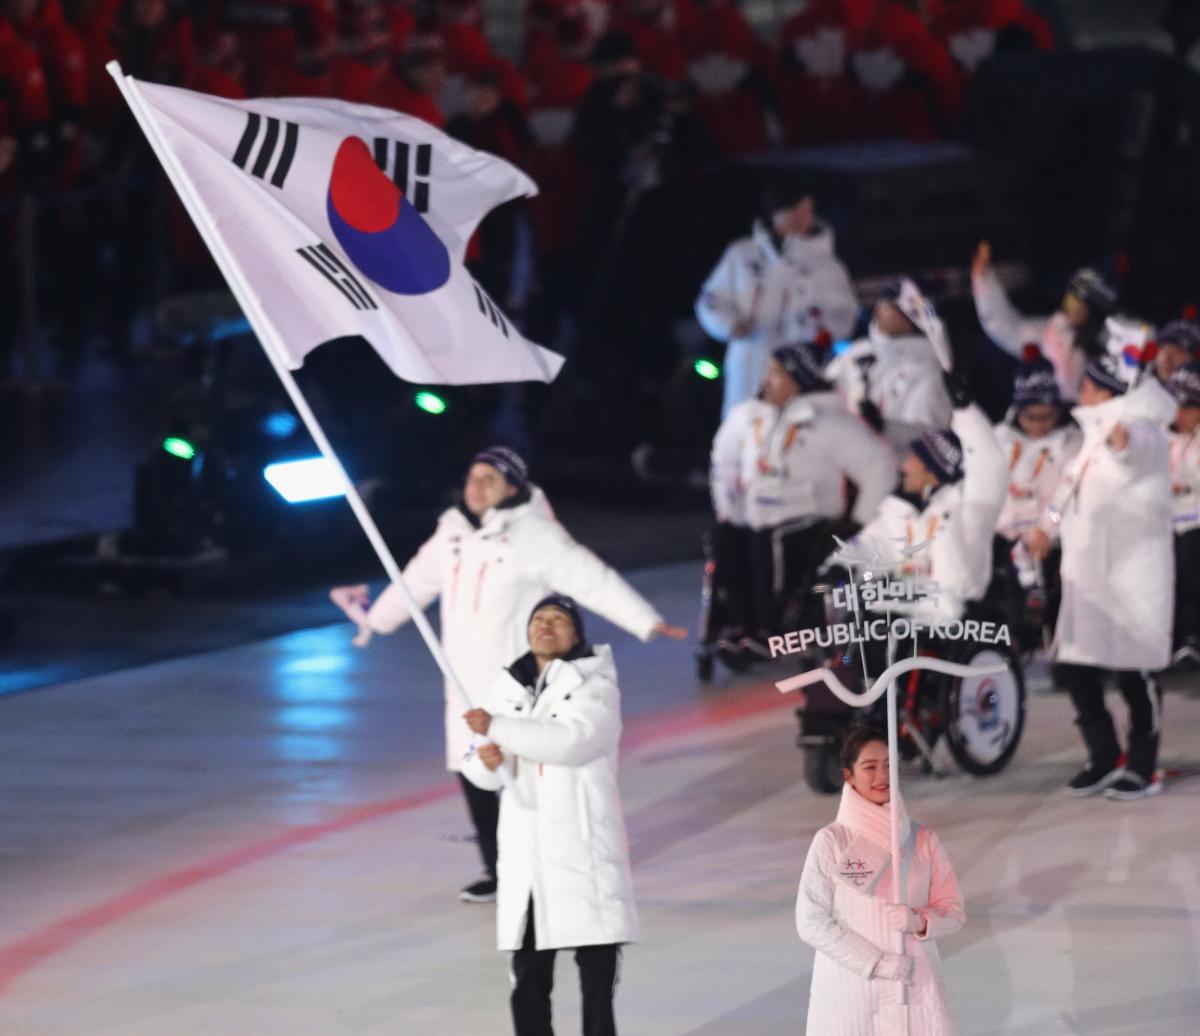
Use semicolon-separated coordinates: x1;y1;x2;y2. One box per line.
941;645;1025;776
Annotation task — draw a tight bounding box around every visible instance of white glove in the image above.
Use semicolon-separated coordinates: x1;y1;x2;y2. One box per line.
884;903;926;934
872;951;915;985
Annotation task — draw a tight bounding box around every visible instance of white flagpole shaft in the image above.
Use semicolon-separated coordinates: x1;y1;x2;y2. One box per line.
886;649;909;1022
105;64;474;711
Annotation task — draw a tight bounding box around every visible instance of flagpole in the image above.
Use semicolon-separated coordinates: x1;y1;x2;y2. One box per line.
105;65;497;751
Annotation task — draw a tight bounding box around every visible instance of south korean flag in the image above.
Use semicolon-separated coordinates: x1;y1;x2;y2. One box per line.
116;72;563;385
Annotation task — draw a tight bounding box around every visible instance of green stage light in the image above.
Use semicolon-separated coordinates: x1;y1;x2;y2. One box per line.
694;358;721;380
415;391;448;415
162;437;197;460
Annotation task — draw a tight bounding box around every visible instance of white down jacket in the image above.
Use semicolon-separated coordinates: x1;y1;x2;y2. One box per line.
696;219;859;418
1041;382;1176;671
366;488;662;771
992;421;1082;540
825;327;954;462
710;391;896;530
846;405;1007;621
461;645;638;952
797;784;965;1036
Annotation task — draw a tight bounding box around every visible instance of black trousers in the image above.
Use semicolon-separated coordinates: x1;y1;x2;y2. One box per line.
1175;528;1200;647
1058;663;1164;780
511;902;621;1036
709;520;827;638
458;773;499;878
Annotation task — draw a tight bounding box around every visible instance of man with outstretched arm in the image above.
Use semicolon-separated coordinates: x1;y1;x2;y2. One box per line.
331;448;684;903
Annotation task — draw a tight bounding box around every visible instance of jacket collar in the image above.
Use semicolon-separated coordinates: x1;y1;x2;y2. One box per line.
751;218;836;265
507;641;597;697
835;782;912;853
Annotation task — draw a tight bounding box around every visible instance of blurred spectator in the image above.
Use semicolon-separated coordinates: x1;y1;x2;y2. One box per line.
6;0;87;186
437;0;528;118
332;0;395;103
380;33;447;125
972;240;1117;401
777;0;962;145
610;0;693;82
0;12;51;191
696;184;859;417
207;0;337;96
681;0;774;156
921;0;1054;76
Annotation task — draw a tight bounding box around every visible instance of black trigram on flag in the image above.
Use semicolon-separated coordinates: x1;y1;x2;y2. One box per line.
472;281;508;338
232;112;299;189
373;139;433;213
296;244;378;311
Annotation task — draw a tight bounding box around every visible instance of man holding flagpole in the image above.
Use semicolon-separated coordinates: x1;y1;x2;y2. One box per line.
100;66;684;899
332;446;686;901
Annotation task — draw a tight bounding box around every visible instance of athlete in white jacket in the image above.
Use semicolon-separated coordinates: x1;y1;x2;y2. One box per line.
1028;357;1176;800
462;596;635;1036
797;725;965;1036
840;387;1008;625
971;240;1116;401
825;281;953;463
696;189;858;418
709;343;895;646
992;346;1082;590
1167;362;1200;665
331;447;683;901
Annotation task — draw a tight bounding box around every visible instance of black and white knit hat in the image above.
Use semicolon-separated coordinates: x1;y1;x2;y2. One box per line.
1158;319;1200;357
910;428;965;485
1013;344;1060;407
528;594;585;639
472;445;528;489
1168;361;1200;408
771;343;829;393
1083;353;1129;396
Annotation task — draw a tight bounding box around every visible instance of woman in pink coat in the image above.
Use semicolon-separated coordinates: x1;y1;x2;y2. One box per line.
796;726;965;1035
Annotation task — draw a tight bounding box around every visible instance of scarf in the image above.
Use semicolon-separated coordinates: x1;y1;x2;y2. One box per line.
832;783;914;898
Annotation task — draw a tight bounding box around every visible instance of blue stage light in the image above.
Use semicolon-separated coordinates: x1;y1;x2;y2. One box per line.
262;411;300;438
263;457;345;503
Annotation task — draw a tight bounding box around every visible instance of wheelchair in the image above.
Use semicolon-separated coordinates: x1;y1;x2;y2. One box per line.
794;566;1027;795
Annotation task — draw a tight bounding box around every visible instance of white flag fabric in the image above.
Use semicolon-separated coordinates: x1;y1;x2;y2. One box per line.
122;75;564;385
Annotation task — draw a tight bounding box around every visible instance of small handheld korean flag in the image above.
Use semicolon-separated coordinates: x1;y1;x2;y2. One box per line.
112;72;563;385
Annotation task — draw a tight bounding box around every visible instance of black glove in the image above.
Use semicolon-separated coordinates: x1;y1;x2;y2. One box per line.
943;369;972;409
858;399;885;433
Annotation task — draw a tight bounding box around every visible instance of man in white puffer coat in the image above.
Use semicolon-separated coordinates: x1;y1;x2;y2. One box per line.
824;279;954;463
462;596;635;1036
331;447;682;902
696;187;859;418
1028;355;1176;801
710;343;896;646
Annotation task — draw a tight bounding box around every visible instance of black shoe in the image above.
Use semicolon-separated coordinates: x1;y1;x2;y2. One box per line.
459;876;497;903
1104;772;1163;801
1065;762;1123;797
738;634;774;660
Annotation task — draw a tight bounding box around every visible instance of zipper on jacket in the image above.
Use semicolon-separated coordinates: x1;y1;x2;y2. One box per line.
450;558;462;606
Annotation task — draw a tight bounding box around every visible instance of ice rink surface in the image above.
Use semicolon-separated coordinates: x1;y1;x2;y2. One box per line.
2;561;1199;1035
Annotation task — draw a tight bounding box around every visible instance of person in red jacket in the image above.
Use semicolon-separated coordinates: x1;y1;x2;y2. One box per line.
0;14;51;191
378;33;447;126
610;0;693;82
437;0;529;116
922;0;1054;76
681;0;773;155
206;0;338;96
777;0;962;144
